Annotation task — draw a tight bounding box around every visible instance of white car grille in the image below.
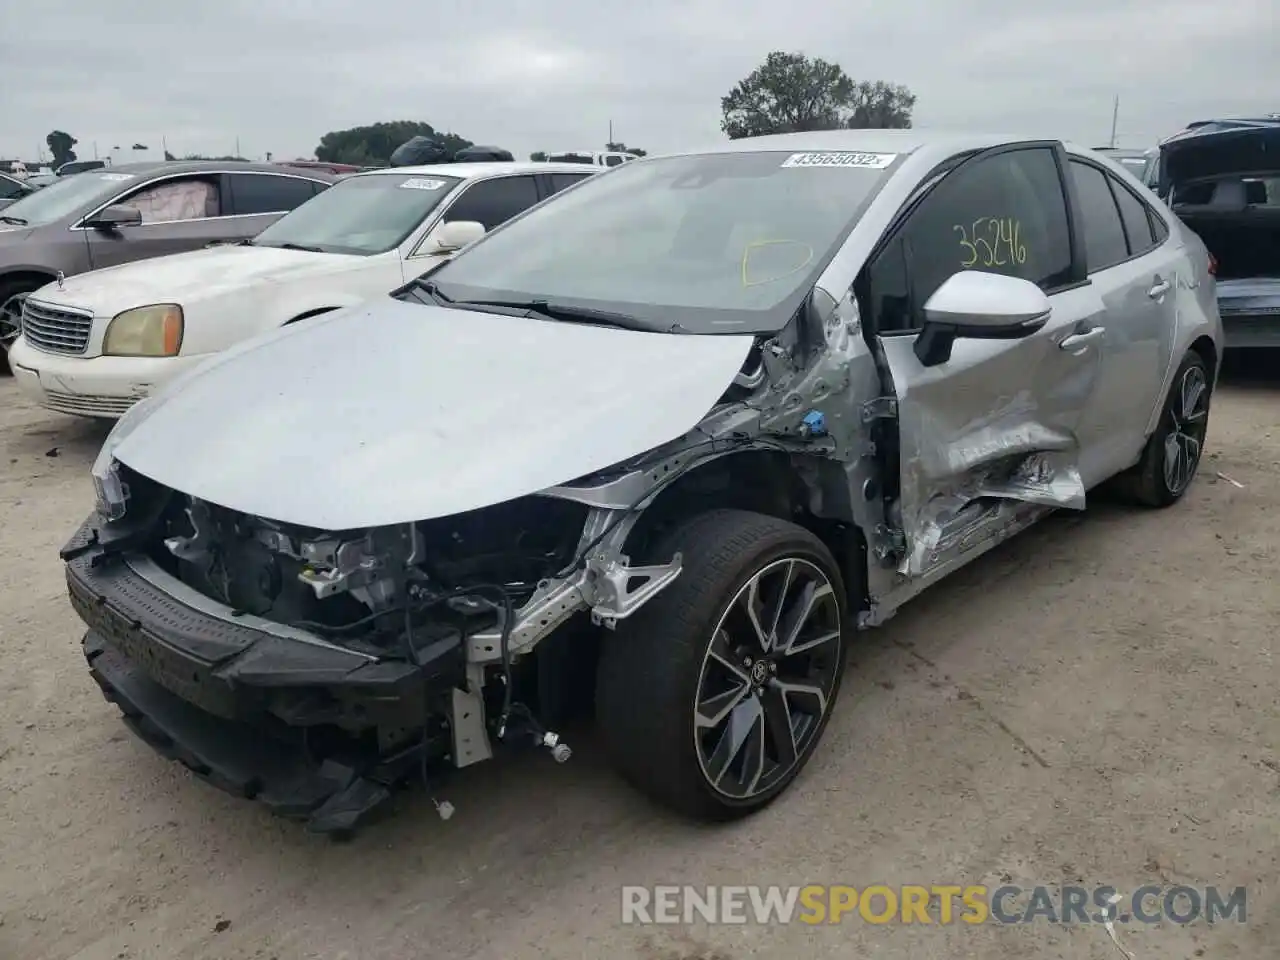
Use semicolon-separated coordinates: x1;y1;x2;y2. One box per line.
22;299;93;354
40;390;138;419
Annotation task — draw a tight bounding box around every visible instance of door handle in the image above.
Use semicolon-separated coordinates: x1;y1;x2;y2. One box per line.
1148;278;1171;298
1059;327;1105;352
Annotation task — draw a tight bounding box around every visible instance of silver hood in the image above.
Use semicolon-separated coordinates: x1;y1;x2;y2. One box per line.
108;298;755;529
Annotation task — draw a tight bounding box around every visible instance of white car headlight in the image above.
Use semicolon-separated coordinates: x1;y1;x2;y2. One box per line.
90;394;158;519
103;303;184;357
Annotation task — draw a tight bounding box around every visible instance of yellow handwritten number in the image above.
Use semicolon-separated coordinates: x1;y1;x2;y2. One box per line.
954;225;978;268
971;218;996;266
954;217;1028;268
984;218;1007;266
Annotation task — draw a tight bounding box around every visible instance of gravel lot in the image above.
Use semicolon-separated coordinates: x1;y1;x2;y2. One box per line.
0;363;1276;960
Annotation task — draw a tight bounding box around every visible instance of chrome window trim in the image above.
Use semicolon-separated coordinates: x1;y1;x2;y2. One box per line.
69;169;330;232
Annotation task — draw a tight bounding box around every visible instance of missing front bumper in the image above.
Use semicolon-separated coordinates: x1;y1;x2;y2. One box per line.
63;518;477;834
84;630;403;834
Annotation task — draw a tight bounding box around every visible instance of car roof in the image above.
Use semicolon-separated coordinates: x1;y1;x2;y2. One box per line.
90;159;339;181
1095;147;1153;158
1160;116;1280;145
655;129;1092;164
350;161;600;180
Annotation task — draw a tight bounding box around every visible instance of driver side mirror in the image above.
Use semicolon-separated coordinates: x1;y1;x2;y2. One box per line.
913;271;1051;367
431;220;485;254
83;203;143;231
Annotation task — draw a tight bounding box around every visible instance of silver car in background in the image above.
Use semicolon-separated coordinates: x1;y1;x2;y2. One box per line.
64;130;1220;834
0;161;336;354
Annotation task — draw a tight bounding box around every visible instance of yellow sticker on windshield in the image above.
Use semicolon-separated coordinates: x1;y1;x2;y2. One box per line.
780;152;895;169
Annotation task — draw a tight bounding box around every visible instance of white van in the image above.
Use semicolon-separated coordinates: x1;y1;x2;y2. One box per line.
544;150;638;168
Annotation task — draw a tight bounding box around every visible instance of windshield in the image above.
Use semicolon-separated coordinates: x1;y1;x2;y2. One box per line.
251;172;462;255
0;170;135;226
428;150;895;333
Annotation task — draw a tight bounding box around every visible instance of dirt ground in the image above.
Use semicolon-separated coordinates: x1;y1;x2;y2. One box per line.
0;361;1276;960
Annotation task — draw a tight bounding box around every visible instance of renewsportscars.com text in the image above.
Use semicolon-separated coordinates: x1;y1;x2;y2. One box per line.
621;884;1247;925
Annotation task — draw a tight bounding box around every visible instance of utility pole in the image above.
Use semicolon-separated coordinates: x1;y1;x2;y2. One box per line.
1109;95;1120;149
235;136;241;158
93;141;99;160
608;119;613;146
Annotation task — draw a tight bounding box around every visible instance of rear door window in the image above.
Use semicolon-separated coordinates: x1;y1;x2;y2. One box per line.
1068;160;1129;272
548;172;593;195
1107;174;1159;255
227;173;322;216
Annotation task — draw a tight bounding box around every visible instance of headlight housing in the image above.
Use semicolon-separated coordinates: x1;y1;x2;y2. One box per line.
90;394;157;520
103;304;183;357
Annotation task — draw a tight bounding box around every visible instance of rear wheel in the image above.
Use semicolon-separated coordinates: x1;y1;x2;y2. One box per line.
595;509;850;820
1116;350;1212;507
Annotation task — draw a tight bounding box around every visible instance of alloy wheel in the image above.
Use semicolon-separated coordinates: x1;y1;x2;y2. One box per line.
1163;364;1209;495
0;292;24;345
693;557;842;801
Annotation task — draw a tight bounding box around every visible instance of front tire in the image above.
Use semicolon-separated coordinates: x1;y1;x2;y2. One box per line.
0;279;40;375
1116;350;1213;507
595;509;850;820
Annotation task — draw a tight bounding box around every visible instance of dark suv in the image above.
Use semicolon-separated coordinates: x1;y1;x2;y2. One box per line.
0;160;336;362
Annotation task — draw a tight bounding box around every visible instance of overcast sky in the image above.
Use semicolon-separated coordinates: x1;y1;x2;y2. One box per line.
3;0;1276;164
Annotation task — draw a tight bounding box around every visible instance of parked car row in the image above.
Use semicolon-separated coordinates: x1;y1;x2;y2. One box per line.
1156;117;1280;349
6;161;596;414
0;161;339;360
31;129;1225;836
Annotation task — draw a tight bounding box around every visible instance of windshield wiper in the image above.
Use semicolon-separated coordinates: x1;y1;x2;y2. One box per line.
0;215;28;225
452;297;666;332
254;241;325;253
406;280;680;332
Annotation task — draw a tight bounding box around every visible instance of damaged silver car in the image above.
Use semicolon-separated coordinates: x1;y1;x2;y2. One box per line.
62;131;1222;835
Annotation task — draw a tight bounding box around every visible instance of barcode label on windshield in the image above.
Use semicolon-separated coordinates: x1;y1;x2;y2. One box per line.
399;177;447;190
99;172;136;181
780;152;895;169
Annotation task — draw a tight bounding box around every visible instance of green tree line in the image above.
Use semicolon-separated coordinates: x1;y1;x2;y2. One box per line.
43;52;915;170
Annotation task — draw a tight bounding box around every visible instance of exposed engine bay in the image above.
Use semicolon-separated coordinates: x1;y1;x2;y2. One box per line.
157;491;590;651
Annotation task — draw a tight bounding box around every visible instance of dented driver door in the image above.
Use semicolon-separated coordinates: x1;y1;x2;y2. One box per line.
863;143;1105;578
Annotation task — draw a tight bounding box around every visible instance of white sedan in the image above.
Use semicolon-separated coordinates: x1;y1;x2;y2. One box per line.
8;161;597;418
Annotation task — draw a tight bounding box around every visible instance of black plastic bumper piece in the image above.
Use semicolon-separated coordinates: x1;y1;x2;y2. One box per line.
85;630;396;835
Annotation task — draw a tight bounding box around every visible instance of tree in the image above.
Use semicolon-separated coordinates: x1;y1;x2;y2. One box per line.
164;150;176;161
530;151;548;161
46;130;78;167
131;143;149;151
845;81;916;130
315;121;473;167
720;51;915;139
606;142;647;156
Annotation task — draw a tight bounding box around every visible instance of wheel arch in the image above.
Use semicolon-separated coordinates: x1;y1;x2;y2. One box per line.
623;448;870;616
1187;334;1218;381
0;268;58;294
1143;333;1220;438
